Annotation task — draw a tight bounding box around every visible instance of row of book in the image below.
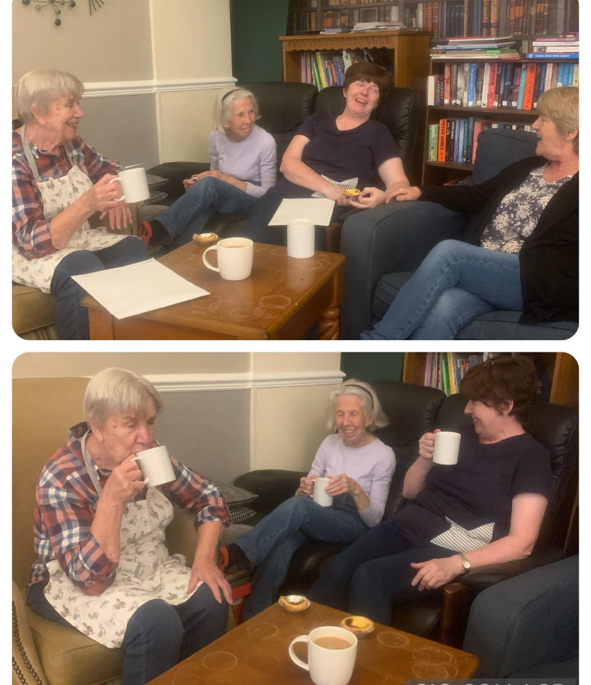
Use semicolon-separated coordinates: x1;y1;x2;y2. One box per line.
424;353;492;396
320;8;400;29
507;0;568;36
427;118;533;165
327;0;392;4
526;32;578;59
427;61;579;111
404;0;567;38
300;49;393;89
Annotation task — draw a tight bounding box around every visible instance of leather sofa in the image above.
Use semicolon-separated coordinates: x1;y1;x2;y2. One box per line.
234;380;578;645
463;555;578;679
339;128;579;340
146;81;420;247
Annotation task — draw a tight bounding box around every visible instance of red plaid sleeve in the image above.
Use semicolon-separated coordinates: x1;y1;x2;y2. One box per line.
162;457;230;528
77;139;121;183
35;459;118;595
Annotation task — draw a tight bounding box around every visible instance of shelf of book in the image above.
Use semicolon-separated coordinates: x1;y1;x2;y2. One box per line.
421;54;578;184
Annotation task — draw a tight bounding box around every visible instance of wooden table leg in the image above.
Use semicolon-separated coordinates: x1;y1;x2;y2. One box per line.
88;309;115;340
318;268;343;340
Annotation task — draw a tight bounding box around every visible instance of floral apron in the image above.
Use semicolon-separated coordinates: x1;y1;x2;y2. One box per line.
12;125;128;293
44;433;202;649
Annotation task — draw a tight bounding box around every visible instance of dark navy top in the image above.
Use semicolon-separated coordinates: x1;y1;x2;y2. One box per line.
272;113;400;198
392;429;553;552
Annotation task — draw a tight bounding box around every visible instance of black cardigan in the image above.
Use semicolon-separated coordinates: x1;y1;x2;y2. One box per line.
421;156;578;324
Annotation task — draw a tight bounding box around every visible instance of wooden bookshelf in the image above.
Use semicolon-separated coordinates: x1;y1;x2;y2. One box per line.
421;56;578;185
402;352;578;409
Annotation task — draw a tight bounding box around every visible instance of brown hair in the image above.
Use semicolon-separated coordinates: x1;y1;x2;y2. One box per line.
459;355;539;425
343;62;394;103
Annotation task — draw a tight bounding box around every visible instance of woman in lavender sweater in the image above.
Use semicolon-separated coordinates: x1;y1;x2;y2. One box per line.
219;380;396;620
139;88;277;247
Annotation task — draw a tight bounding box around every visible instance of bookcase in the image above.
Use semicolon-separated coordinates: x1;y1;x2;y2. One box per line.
287;0;578;37
402;352;578;409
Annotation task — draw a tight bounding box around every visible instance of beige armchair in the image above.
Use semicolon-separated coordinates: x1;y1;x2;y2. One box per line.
12;377;224;685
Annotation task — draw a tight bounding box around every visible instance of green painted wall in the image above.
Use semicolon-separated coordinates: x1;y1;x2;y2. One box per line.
230;0;290;83
341;353;405;383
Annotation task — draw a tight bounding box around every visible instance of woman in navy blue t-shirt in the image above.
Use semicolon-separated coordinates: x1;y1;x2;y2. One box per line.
308;355;553;625
243;62;410;247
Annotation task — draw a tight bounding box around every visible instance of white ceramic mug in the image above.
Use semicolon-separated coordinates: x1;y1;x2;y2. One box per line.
287;218;315;259
313;477;333;507
133;445;175;487
433;431;461;465
289;626;358;685
202;238;254;280
109;167;150;203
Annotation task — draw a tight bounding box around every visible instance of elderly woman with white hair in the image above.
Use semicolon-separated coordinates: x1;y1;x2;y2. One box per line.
26;368;232;685
12;69;150;340
138;87;277;247
363;86;579;340
219;380;395;620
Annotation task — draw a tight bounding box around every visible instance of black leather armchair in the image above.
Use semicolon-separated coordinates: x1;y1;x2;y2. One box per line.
146;82;419;248
234;383;578;646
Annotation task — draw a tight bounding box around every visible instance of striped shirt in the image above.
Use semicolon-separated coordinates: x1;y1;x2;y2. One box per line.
12;130;121;260
28;422;229;596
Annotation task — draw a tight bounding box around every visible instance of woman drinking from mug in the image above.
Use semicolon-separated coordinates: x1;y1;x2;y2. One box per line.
219;380;395;620
138;88;277;248
12;69;150;340
308;355;552;625
27;368;232;685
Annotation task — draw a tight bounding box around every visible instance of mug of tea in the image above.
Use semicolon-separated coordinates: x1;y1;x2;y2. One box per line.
289;626;358;685
132;445;175;487
109;167;150;203
202;237;254;281
313;477;333;507
432;431;461;465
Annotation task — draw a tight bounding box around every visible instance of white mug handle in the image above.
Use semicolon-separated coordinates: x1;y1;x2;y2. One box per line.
288;636;310;671
131;455;149;486
108;176;125;202
202;245;220;272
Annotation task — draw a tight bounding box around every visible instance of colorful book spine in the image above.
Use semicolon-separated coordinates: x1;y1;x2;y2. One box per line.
438;119;448;161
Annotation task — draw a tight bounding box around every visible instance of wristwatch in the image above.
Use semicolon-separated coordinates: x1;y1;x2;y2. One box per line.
459;553;472;572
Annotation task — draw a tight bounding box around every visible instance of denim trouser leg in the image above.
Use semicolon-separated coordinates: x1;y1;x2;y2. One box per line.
236;496;369;619
361;240;523;340
173;584;229;660
156;177;257;245
49;236;149;340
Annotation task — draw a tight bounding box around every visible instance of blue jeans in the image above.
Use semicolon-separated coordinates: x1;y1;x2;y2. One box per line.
235;496;369;620
308;519;457;625
361;240;523;340
50;236;150;340
27;580;228;685
156;176;257;247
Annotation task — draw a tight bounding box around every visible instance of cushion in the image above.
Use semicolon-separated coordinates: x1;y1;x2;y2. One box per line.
228;506;257;525
217;482;258;508
373;272;577;340
472;129;538;184
28;606;122;685
12;284;56;336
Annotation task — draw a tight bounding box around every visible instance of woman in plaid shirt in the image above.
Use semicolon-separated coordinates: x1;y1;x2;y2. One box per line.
12;70;150;339
27;368;232;685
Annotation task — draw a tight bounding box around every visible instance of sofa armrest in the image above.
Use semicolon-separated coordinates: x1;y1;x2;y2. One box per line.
340;200;468;339
463;555;578;678
12;581;50;685
234;470;306;515
147;162;211;202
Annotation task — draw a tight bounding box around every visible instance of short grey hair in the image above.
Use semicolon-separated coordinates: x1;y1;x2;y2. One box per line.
15;69;84;124
83;368;163;430
328;379;388;433
536;86;579;155
213;87;260;133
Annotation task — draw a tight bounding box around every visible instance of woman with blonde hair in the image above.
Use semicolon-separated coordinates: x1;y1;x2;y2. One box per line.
139;87;276;247
362;86;579;339
219;380;395;620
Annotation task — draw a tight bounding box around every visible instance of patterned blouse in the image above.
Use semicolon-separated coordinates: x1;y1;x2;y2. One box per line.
480;164;573;254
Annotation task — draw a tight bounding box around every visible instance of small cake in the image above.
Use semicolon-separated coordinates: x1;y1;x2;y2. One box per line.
192;232;218;245
278;595;310;613
340;615;375;638
342;188;361;197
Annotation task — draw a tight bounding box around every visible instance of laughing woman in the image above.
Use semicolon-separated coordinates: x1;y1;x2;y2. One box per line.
362;86;579;340
12;69;150;340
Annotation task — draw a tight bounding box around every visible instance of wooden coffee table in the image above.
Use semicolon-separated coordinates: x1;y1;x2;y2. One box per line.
148;602;479;685
82;242;346;340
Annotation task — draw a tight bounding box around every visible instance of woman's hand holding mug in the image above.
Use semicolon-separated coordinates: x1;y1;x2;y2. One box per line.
418;429;441;461
297;475;317;497
88;174;124;213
